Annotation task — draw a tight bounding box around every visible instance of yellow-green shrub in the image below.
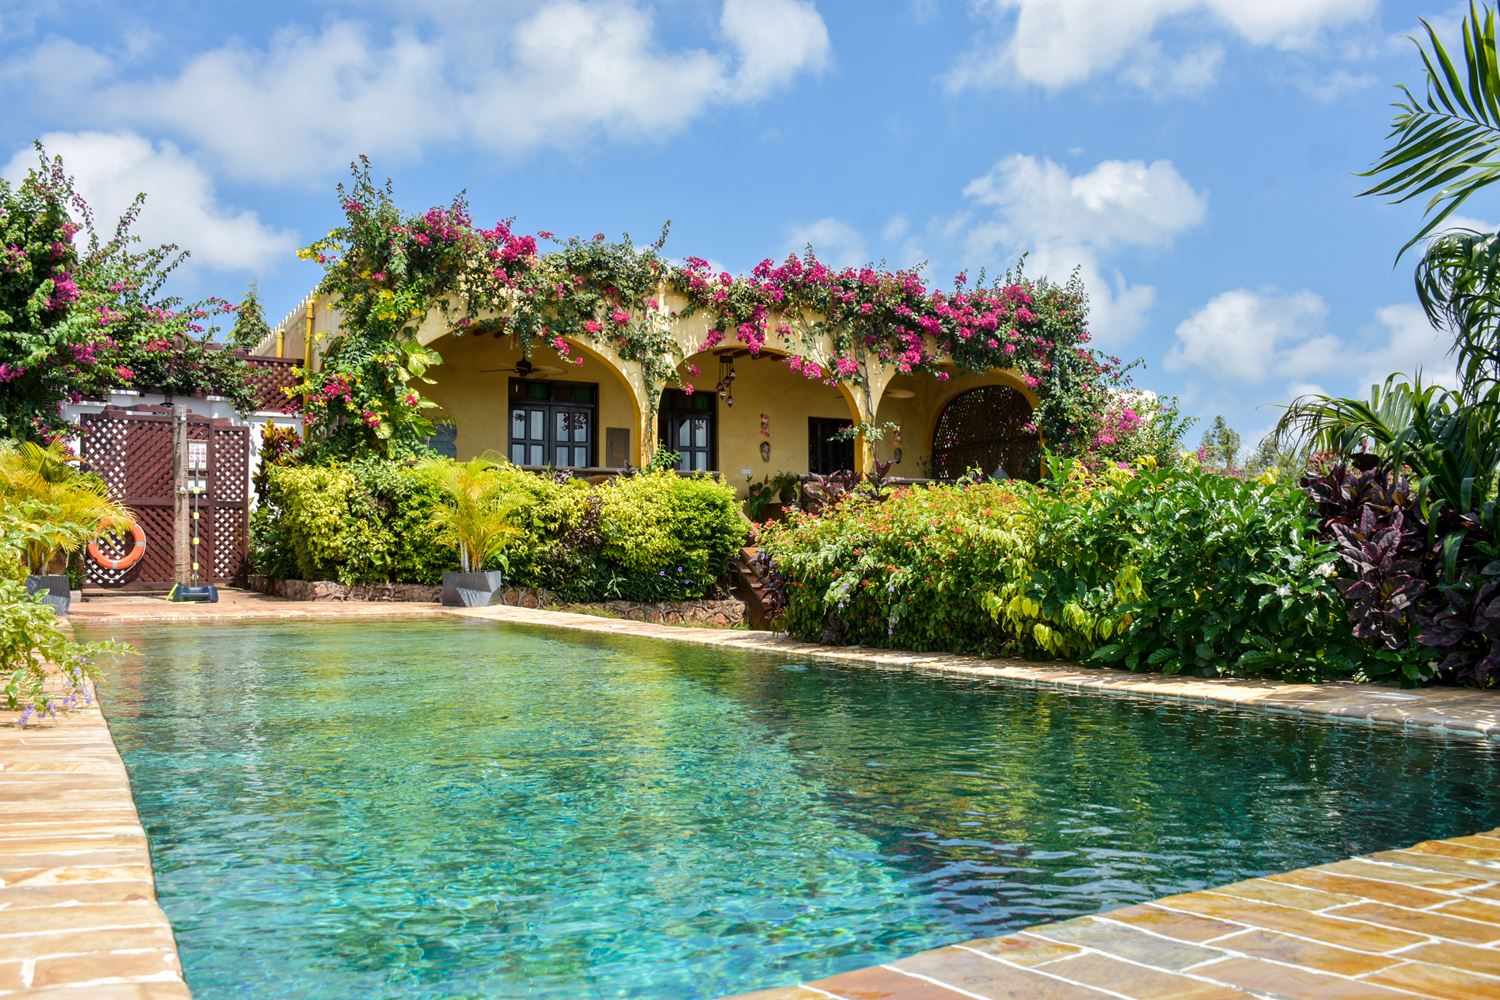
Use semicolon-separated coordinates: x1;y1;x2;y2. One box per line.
252;461;746;601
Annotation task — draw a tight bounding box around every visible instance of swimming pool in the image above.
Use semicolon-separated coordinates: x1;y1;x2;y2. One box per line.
92;618;1500;998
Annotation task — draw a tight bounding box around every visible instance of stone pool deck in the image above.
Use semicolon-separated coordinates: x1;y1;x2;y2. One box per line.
9;592;1500;997
733;831;1500;999
0;695;188;997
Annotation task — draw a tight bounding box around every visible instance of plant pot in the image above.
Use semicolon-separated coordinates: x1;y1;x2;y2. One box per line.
26;574;71;615
441;570;507;608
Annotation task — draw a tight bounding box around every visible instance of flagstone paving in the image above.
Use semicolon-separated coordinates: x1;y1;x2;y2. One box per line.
731;831;1500;998
18;593;1500;998
0;693;188;997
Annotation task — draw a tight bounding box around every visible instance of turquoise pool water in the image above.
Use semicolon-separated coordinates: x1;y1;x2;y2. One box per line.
93;618;1500;999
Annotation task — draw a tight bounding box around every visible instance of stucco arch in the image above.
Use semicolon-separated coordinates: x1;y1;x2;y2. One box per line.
873;366;1039;479
670;343;871;476
422;329;649;465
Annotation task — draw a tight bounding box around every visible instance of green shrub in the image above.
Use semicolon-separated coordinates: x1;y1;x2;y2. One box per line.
252;460;746;601
1;500;126;721
762;460;1362;682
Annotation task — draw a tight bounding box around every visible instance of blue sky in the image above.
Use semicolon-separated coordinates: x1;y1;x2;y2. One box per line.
0;0;1476;451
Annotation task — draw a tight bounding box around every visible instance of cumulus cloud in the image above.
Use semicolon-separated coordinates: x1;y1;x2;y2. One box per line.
784;217;870;269
1166;290;1458;394
956;155;1208;344
962;155;1208;251
22;0;830;185
947;0;1375;91
2;132;295;273
1166;288;1328;381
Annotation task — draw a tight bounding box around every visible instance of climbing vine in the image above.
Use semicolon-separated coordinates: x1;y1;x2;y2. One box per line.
298;159;1132;460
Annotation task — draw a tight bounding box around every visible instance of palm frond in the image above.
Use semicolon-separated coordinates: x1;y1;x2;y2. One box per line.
1362;3;1500;259
1415;227;1500;393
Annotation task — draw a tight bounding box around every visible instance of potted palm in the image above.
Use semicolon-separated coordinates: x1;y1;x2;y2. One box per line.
424;453;530;607
0;441;132;614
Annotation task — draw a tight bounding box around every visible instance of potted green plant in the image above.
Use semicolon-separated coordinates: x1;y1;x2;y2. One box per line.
0;442;132;614
422;453;530;607
745;479;775;520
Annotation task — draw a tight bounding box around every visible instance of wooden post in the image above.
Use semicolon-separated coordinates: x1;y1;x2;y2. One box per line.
172;406;190;586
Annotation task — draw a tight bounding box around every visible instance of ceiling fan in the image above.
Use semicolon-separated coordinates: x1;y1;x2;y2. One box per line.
480;357;566;378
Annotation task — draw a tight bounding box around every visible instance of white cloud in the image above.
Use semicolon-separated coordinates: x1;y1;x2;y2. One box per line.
1166;288;1327;381
962;155;1207;251
27;1;830;185
721;0;830;101
784;217;870;269
1356;303;1458;390
1120;42;1224;95
947;0;1375;91
3;132;295;273
1167;291;1459;394
956;155;1208;344
1293;67;1378;104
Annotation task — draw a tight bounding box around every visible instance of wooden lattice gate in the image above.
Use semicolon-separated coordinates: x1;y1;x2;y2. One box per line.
79;405;250;590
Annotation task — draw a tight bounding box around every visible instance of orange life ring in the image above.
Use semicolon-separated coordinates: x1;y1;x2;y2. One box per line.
88;521;146;572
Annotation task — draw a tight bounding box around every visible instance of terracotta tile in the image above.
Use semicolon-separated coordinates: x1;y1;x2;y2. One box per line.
959;933;1083;967
1407;839;1500;861
895;946;1116;998
0;881;155;909
731;989;828;1000
1320;858;1486;892
1210;929;1398;976
0;901;165;937
1327;901;1500;945
1364;960;1500;1000
1024;916;1223;970
1102;904;1242;943
1155;893;1426;952
0;959;24;991
1192;956;1417;998
1206;877;1357;910
808;963;982;999
1436;897;1500;925
1266;868;1456;909
1367;849;1500;883
0;925;178;962
1403;939;1500;978
31;949;179;989
0;864;156;888
19;983;191;999
0;835;147;856
1041;953;1249;999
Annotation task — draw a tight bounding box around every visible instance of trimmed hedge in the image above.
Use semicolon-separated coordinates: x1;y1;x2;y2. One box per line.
252;460;746;602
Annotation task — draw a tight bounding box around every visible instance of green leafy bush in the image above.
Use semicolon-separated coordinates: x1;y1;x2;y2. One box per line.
762;460;1363;682
0;500;126;721
252;459;746;601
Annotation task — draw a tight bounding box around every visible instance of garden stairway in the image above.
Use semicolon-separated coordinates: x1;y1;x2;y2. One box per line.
729;545;779;630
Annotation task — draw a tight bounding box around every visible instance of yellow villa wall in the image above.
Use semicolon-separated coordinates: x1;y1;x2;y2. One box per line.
270;290;1041;492
425;333;640;463
677;351;859;488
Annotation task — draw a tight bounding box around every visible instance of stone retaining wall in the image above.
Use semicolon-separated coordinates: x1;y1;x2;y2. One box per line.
244;577;742;626
559;599;746;628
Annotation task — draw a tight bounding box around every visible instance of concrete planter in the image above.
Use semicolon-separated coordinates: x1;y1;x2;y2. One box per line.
441;570;507;607
26;574;71;615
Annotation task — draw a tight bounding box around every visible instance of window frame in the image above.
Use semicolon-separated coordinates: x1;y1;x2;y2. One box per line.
507;378;599;469
658;388;717;472
807;416;856;476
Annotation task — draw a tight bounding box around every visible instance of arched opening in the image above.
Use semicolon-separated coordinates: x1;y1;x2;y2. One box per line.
930;385;1039;481
423;331;643;466
665;345;863;480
